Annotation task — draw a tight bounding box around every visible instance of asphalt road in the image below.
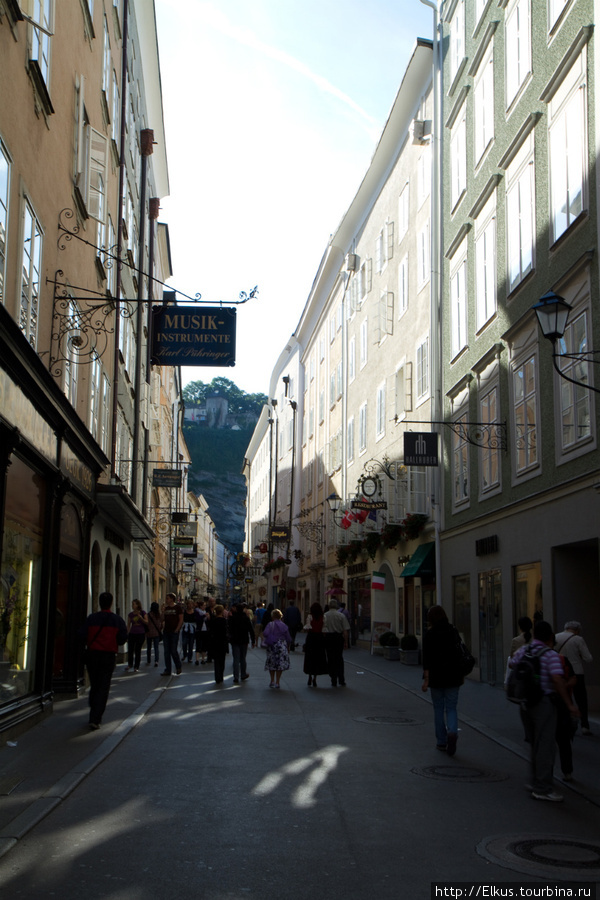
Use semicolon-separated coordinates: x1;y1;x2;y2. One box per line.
0;650;598;900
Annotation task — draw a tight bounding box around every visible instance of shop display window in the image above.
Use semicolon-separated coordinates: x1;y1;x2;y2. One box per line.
0;456;45;702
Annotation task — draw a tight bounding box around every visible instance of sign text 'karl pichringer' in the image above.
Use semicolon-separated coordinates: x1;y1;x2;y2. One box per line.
152;306;236;367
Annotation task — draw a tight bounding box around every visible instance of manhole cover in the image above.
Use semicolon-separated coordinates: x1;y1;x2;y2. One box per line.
357;715;418;725
411;765;508;782
478;834;600;880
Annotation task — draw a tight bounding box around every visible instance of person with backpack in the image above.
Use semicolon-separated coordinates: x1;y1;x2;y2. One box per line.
509;620;579;802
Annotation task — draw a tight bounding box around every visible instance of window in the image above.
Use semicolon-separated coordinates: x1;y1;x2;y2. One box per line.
417;221;430;289
360;319;368;368
358;403;367;453
505;0;531;108
557;309;591;450
450;0;465;84
395;362;412;419
418;147;431;208
416;337;429;402
20;197;43;347
102;17;111;99
549;0;570;30
0;139;10;305
64;297;80;407
548;51;587;244
319;389;325;423
474;43;494;164
475;194;496;330
377;291;394;342
336;361;343;398
453;413;469;505
474;0;487;27
376;221;394;273
77;119;109;223
450;243;468;358
359;259;372;302
398;255;408;317
513;355;538;473
506;134;535;292
450;103;466;209
348;336;356;382
347;417;355;463
376;383;386;439
29;0;53;86
480;387;500;492
329;372;336;407
398;183;409;243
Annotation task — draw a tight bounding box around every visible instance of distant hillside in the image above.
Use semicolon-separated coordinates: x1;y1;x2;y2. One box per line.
182;379;266;553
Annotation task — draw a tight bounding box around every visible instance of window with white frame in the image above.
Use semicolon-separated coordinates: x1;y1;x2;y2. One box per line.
376;221;394;274
329;371;336;407
102;17;111;98
319;389;325;423
549;0;570;30
513;354;538;473
29;0;53;87
453;412;469;505
417;221;430;289
100;372;110;454
378;291;394;342
505;0;531;108
309;405;314;438
398;183;409;243
359;259;372;302
348;336;356;382
416;337;429;402
77;114;109;223
337;360;343;397
319;336;325;361
20;197;43;347
450;103;467;209
475;193;497;331
111;70;120;147
90;357;101;442
358;403;367;453
557;309;592;450
548;50;587;244
376;383;386;439
506;134;535;292
450;241;468;358
329;313;336;343
474;0;487;27
474;42;495;164
398;255;408;317
0;139;10;305
480;386;500;491
64;297;80;407
347;417;355;463
395;362;412;419
450;0;465;84
360;318;368;368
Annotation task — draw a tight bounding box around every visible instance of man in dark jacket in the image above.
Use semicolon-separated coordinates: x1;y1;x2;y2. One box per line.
283;600;303;650
81;592;127;730
228;601;255;683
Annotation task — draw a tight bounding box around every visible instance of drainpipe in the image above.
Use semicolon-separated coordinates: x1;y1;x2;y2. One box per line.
111;0;128;479
420;0;444;600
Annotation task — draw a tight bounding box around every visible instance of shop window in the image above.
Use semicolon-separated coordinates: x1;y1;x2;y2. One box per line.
0;456;45;701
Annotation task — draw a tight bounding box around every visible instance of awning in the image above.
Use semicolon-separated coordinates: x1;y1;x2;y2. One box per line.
400;542;435;578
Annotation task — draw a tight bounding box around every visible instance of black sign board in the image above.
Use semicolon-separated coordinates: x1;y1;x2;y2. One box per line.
351;500;387;510
171;512;188;524
152;468;182;488
404;432;439;467
270;525;290;543
152;305;236;367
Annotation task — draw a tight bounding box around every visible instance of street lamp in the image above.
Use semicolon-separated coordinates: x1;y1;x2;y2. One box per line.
326;492;345;527
532;290;600;395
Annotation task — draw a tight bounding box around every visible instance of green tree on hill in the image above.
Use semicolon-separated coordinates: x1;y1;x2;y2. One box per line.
182;377;267;416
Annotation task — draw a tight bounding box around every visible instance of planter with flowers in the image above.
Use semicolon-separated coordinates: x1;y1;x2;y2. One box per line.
380;523;403;550
400;633;420;665
362;531;382;561
262;556;287;575
402;514;428;541
379;630;401;660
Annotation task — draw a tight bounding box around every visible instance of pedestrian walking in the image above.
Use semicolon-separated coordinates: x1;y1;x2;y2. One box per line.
181;600;197;663
228;600;255;682
510;616;533;657
421;605;465;756
161;592;183;677
145;601;163;667
194;599;209;665
555;652;577;781
262;608;291;689
208;604;228;684
510;619;579;801
323;600;350;687
554;621;594;734
283;599;302;650
303;602;328;688
126;599;148;672
80;592;127;730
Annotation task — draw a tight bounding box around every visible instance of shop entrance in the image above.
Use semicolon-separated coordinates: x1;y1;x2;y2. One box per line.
478;568;503;685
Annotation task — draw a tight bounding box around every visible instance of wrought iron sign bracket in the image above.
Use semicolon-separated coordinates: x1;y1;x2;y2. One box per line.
401;420;507;451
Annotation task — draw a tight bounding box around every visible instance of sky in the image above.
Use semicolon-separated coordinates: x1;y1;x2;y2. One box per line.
154;0;434;395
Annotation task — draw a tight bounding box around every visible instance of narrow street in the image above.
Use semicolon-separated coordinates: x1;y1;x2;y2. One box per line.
0;648;598;899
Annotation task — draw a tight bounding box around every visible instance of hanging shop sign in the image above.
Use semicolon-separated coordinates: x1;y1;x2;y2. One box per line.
172;536;195;548
351;500;387;510
403;432;439;467
270;525;290;543
152;468;182;488
151;306;236;367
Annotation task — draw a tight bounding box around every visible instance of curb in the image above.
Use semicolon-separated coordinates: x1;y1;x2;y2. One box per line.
0;681;169;859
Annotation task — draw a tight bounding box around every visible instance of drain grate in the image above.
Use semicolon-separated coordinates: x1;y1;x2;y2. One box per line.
357;715;418;725
411;764;508;782
478;834;600;880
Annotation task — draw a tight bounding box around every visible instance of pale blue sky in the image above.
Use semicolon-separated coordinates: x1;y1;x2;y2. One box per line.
154;0;433;393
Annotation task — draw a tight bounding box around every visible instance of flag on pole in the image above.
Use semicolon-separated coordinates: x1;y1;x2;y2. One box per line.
371;571;386;591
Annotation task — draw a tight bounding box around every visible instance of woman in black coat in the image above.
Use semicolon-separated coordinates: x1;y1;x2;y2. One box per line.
421;605;464;756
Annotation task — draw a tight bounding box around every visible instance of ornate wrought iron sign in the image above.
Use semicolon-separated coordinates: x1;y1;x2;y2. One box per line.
151;305;236;367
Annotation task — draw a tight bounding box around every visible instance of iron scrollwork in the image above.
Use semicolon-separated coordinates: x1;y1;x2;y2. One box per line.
444;421;507;450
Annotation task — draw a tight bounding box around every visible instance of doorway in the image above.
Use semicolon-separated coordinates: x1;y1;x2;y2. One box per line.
478;569;503;684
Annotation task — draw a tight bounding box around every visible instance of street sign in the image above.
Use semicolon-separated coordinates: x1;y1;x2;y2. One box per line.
152;305;236;367
152;468;182;487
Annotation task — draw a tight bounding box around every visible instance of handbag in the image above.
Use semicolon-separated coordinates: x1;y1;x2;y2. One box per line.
454;628;475;676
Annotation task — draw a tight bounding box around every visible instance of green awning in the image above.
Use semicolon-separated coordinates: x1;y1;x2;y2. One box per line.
400;542;435;578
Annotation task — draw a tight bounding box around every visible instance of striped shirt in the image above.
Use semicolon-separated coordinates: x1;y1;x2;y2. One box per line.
511;638;563;696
